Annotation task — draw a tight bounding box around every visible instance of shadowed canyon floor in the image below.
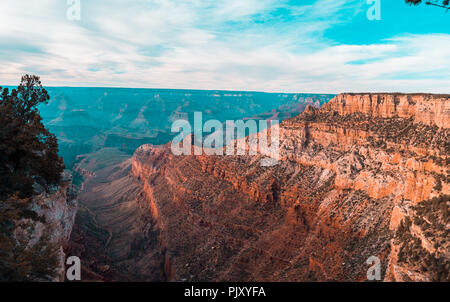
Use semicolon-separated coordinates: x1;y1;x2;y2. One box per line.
68;93;449;282
66;149;165;281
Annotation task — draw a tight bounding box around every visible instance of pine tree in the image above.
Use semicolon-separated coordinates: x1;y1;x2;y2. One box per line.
0;75;63;281
0;75;65;200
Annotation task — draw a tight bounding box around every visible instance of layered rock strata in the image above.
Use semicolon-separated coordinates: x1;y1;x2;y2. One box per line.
130;93;449;281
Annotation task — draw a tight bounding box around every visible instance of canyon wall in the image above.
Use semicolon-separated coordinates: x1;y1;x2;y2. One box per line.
11;173;78;281
130;93;449;281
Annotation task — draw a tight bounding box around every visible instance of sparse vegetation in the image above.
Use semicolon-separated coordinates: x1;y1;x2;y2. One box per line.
0;194;60;281
395;195;450;281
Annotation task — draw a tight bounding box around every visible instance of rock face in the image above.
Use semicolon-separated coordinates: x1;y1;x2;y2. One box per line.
12;174;78;281
328;93;449;128
128;93;449;281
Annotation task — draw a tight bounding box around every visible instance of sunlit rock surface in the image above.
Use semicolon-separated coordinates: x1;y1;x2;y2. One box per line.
70;93;449;281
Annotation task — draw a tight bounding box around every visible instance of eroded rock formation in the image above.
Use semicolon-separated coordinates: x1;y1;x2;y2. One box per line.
71;93;449;281
8;173;78;281
130;93;449;281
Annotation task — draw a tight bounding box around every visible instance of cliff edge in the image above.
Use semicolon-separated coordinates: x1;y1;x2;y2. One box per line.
1;173;78;281
130;93;449;281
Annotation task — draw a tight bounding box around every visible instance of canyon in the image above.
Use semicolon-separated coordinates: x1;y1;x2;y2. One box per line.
68;93;449;282
37;88;331;168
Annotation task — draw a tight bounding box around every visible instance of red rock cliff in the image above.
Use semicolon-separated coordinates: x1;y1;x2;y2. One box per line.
129;93;449;282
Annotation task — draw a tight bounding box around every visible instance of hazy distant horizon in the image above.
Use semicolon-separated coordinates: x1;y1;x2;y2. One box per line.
1;84;335;95
2;84;449;96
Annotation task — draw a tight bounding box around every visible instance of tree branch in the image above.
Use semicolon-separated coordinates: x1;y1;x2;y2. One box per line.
425;1;450;11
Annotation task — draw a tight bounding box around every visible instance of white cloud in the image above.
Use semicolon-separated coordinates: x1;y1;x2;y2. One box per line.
0;0;448;93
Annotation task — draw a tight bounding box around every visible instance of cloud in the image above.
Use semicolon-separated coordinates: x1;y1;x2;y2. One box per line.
0;0;448;93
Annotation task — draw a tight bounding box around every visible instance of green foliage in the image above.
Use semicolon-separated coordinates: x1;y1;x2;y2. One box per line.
0;75;63;281
0;75;65;200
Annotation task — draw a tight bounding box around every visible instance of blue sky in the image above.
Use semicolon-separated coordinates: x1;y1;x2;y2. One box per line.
0;0;449;93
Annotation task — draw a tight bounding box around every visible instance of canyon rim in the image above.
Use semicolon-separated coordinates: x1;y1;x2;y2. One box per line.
0;0;449;292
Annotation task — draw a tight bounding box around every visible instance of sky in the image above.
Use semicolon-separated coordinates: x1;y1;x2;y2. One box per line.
0;0;449;93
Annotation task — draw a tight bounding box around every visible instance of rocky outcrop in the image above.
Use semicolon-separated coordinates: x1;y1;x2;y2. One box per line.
326;93;449;128
12;173;78;281
129;93;449;281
